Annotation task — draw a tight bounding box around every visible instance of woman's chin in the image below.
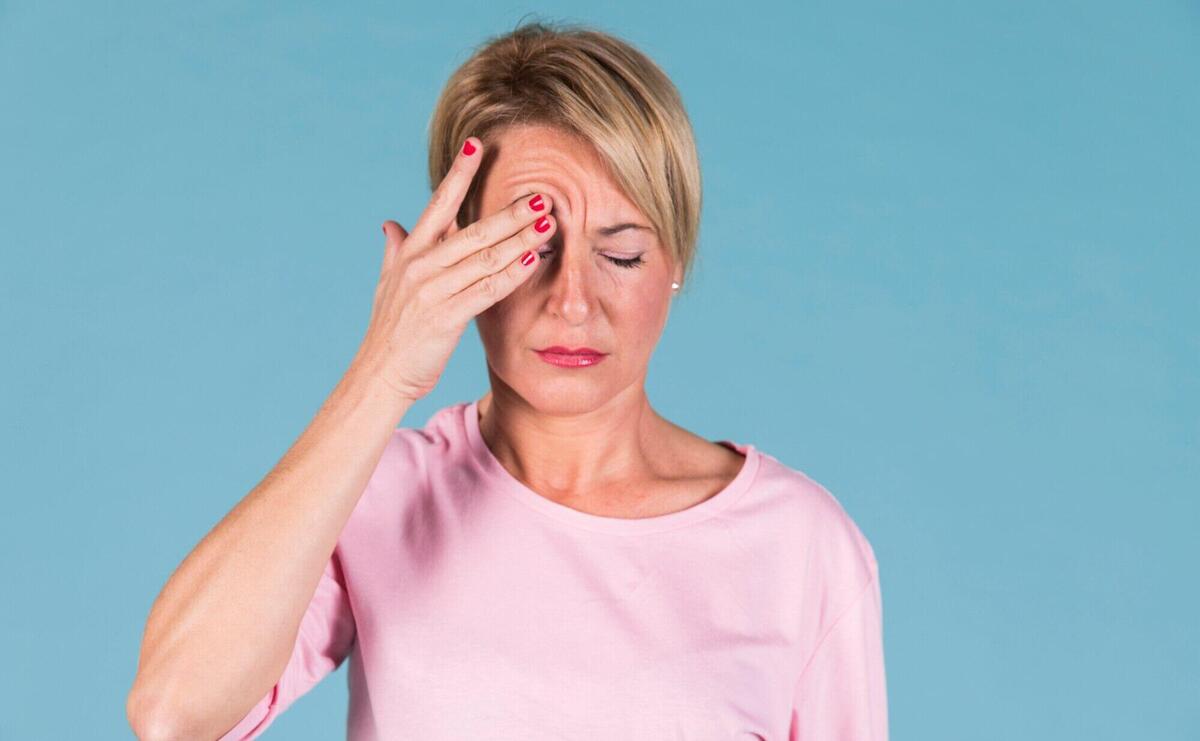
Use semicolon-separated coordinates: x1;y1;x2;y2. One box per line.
517;380;614;415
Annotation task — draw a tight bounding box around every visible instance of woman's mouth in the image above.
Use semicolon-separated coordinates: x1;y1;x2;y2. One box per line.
534;346;608;368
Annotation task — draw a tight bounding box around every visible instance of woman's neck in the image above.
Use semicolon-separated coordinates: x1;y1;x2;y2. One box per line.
475;387;669;501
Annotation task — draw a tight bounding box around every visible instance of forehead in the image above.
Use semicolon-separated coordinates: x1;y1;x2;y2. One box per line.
480;124;638;214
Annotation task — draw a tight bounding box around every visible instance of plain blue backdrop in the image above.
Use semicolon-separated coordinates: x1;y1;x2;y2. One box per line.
2;1;1196;739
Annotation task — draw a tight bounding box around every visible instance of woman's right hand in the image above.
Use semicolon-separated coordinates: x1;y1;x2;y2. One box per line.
352;136;557;402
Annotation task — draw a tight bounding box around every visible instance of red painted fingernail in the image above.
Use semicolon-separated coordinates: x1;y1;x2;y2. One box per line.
520;250;536;267
528;194;544;211
462;139;476;155
534;215;550;233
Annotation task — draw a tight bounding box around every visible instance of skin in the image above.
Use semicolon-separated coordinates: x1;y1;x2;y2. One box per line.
459;123;746;518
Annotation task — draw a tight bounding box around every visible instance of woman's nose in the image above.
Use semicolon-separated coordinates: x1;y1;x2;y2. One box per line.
542;235;594;324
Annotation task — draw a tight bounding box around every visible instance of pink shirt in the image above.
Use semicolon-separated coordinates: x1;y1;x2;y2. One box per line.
218;399;888;740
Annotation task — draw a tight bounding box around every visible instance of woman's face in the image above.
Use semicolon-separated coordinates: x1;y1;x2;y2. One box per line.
472;123;683;414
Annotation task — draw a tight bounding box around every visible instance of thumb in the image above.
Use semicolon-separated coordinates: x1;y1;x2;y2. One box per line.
380;220;409;273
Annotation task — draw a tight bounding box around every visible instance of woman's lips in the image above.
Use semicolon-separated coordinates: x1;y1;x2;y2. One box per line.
534;346;608;368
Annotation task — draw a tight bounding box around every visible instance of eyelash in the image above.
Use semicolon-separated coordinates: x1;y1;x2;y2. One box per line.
536;247;645;269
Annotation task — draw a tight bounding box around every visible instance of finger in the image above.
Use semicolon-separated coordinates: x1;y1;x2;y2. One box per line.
407;136;483;248
430;211;556;300
433;191;553;269
444;231;544;321
380;220;408;274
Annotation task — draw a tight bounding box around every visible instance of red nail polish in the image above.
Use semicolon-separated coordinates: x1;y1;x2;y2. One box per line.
462;139;476;155
528;194;544;211
520;250;536;267
534;215;550;233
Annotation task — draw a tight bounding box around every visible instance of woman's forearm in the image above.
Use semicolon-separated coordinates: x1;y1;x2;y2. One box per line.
126;357;412;741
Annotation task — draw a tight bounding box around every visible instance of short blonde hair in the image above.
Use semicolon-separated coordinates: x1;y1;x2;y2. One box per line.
427;19;702;288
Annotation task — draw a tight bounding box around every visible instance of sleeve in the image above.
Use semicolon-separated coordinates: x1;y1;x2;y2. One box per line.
788;566;888;740
215;547;358;741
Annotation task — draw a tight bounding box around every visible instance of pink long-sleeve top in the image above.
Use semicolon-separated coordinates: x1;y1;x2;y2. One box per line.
217;399;888;740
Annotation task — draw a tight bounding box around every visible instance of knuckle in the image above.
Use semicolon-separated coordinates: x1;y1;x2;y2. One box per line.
476;245;502;271
425;190;449;217
476;274;498;299
462;219;486;244
428;183;447;205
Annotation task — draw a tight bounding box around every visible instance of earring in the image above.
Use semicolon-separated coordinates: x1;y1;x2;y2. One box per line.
671;281;680;292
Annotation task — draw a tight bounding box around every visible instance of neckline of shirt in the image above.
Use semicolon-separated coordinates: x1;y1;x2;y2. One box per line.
459;398;761;536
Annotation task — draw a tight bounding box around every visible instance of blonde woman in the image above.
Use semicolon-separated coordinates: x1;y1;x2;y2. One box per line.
127;20;887;741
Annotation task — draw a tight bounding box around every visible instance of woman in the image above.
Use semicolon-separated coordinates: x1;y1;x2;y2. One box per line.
127;20;887;741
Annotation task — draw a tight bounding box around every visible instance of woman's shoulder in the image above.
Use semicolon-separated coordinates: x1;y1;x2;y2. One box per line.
342;399;473;518
749;449;880;580
754;451;860;518
375;398;472;472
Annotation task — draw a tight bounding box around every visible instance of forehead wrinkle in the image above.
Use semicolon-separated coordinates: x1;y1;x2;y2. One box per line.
491;152;643;235
491;143;604;210
497;172;581;220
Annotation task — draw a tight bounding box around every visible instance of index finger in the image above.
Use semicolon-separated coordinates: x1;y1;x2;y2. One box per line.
407;136;483;248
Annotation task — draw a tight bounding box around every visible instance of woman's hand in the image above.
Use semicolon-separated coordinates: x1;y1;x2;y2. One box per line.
351;136;557;402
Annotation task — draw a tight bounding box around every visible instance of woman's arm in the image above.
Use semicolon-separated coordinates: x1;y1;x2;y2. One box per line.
126;133;551;741
125;357;412;741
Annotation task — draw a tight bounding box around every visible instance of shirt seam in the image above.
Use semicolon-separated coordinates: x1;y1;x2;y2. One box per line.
790;566;879;701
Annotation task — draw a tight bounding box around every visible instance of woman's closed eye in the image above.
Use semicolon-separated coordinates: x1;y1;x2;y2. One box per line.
536;245;645;269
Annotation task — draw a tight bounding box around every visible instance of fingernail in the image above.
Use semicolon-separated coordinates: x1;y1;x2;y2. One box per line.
534;215;550;233
528;194;544;211
520;250;537;267
462;139;476;156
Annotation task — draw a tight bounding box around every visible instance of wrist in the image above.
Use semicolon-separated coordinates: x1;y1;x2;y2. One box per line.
343;354;419;413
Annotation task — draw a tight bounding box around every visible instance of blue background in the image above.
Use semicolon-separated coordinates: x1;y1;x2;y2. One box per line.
2;2;1196;739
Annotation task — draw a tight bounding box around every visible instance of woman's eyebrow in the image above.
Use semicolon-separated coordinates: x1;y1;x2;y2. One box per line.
595;222;653;236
